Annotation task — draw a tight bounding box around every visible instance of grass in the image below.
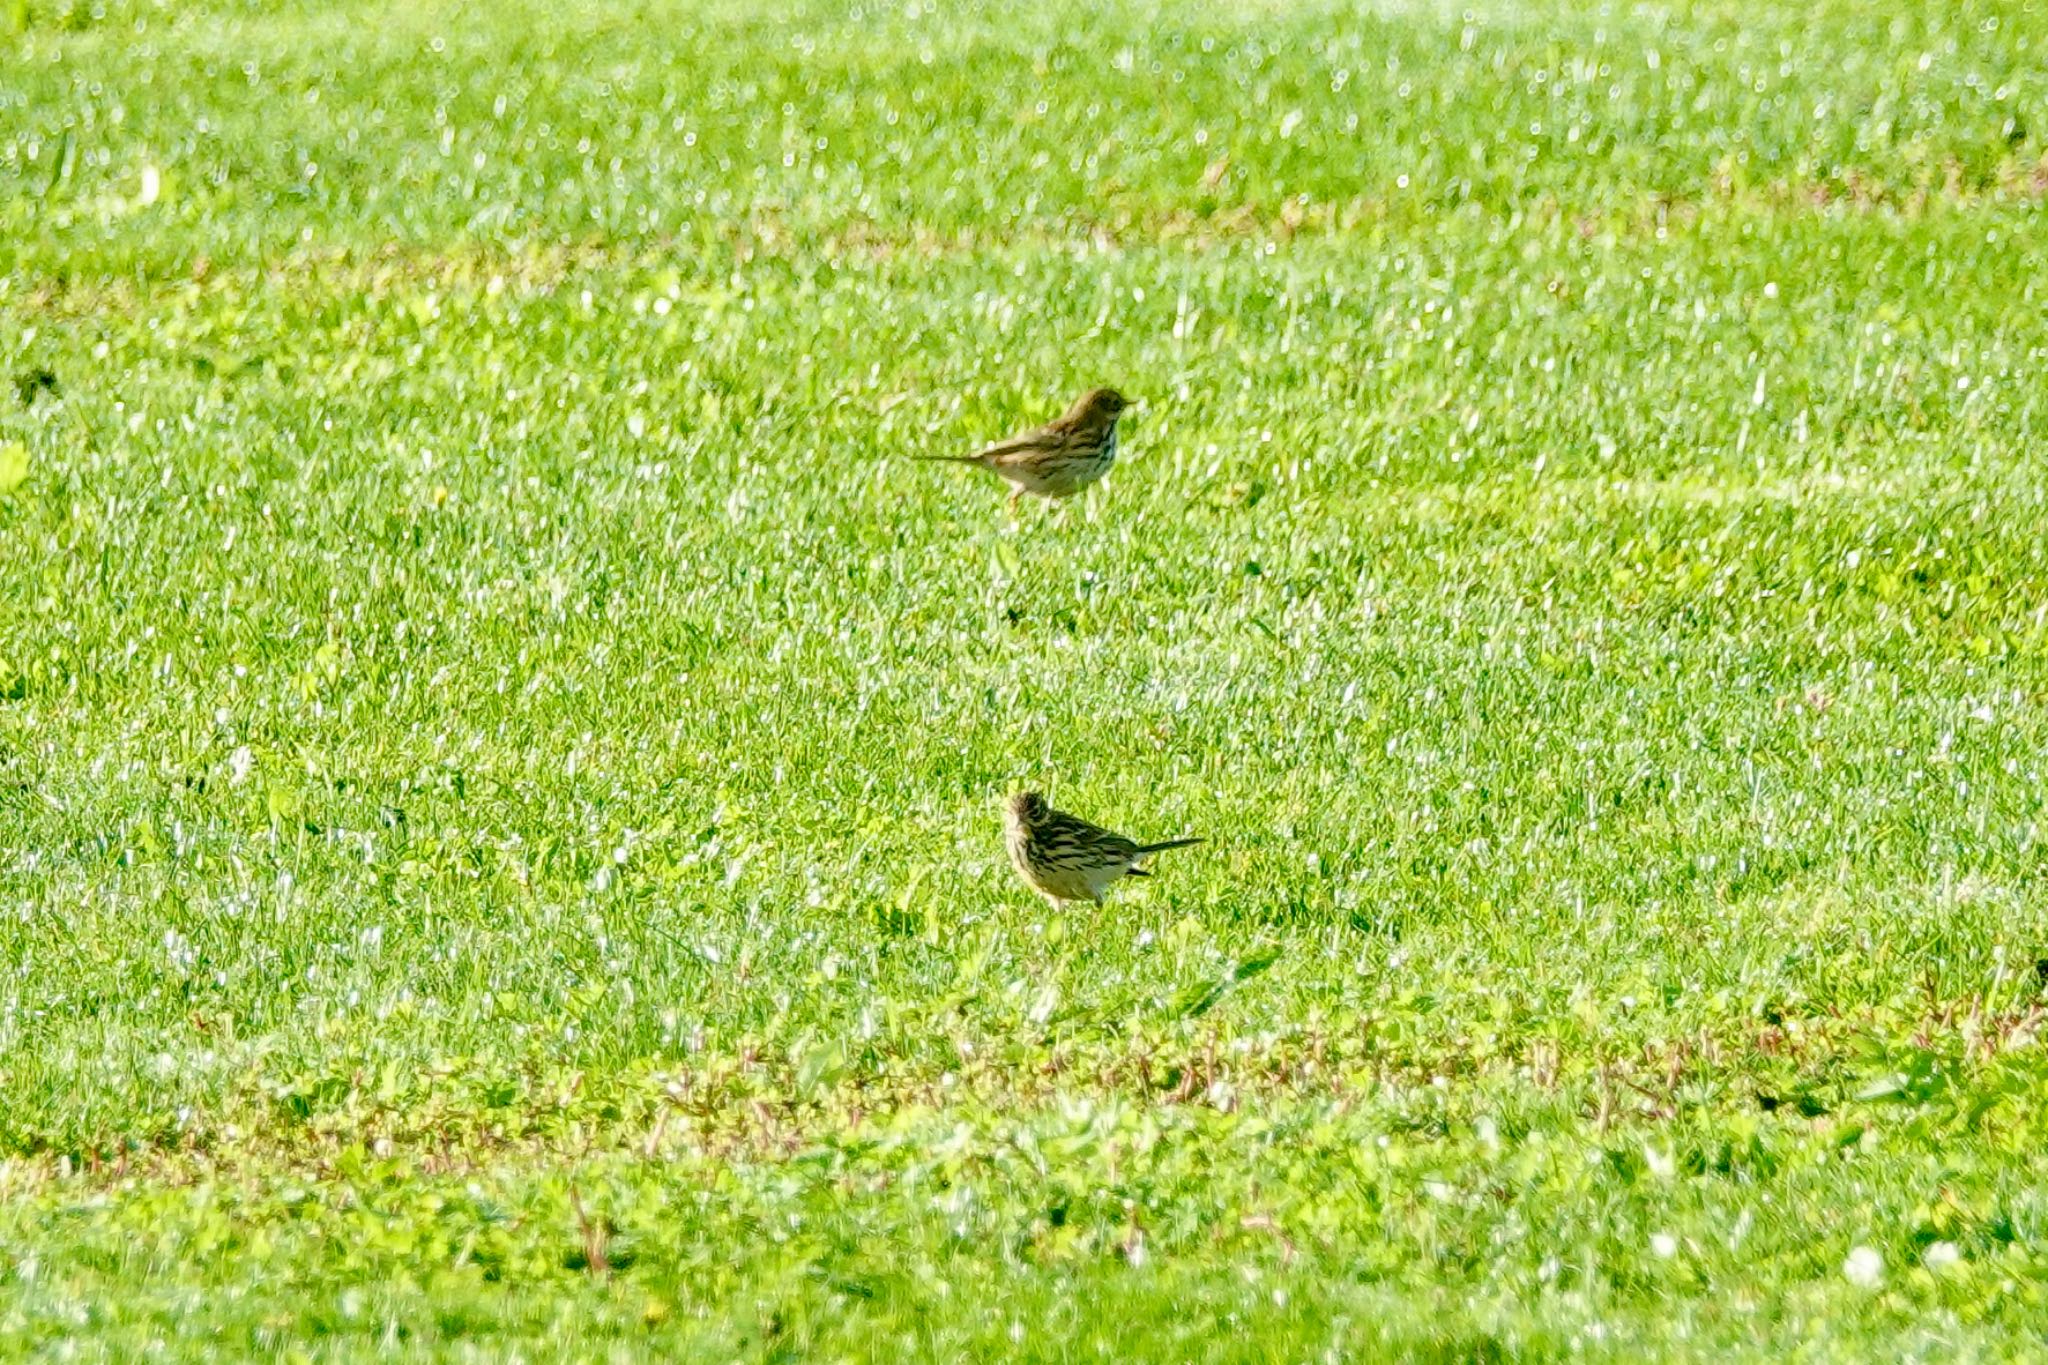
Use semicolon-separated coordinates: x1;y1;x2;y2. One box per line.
5;0;2048;1355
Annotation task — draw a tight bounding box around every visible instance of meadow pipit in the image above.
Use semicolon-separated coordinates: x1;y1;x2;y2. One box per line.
920;387;1130;509
1003;791;1201;906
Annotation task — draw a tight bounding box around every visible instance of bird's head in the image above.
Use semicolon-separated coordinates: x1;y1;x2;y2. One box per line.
1071;387;1130;423
1005;790;1050;829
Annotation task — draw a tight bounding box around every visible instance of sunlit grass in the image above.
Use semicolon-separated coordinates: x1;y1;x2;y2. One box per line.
4;0;2048;1356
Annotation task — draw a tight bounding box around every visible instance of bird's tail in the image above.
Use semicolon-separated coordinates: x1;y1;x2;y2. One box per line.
1131;837;1203;855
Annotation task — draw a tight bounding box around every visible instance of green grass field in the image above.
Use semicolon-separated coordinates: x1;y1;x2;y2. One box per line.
6;0;2048;1355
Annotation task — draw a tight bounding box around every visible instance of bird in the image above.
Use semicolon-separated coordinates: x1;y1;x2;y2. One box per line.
918;387;1130;509
1003;790;1201;906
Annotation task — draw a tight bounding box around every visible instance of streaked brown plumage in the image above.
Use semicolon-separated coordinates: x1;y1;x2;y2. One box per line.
1003;791;1201;906
919;387;1130;507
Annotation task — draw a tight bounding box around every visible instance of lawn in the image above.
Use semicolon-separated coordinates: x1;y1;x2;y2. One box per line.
4;0;2048;1356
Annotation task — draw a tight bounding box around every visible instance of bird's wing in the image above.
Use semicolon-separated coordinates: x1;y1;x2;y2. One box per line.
977;425;1087;469
1040;809;1137;863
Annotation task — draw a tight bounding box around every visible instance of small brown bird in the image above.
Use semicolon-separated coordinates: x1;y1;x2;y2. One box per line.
1003;791;1201;906
920;387;1130;508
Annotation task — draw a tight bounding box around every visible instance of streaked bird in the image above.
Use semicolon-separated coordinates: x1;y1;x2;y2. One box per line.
1003;790;1201;906
919;387;1130;508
